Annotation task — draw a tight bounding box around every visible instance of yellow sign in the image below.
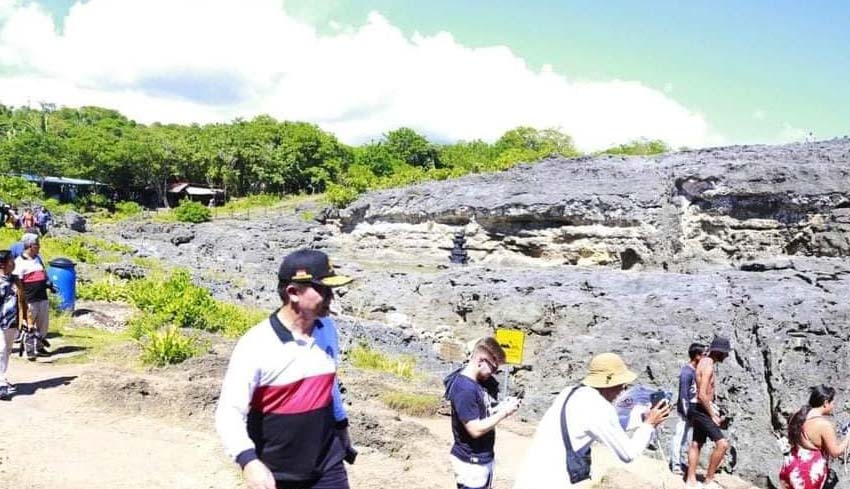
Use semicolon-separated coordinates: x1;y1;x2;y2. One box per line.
495;328;525;365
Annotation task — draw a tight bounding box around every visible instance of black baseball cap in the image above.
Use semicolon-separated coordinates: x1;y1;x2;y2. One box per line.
709;336;732;354
278;249;352;287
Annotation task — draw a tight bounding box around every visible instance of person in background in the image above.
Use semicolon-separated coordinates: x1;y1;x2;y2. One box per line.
13;234;55;357
20;208;36;233
445;336;520;489
0;249;26;399
685;336;732;489
35;207;49;235
780;385;850;489
668;343;705;474
512;353;671;489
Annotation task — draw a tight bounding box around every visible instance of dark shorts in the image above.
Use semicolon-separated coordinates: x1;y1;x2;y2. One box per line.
688;405;725;444
276;462;349;489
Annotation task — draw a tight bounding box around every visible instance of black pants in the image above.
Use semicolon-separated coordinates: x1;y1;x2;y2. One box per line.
276;462;349;489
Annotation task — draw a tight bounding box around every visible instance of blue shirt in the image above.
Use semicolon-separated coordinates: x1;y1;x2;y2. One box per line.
447;374;495;464
315;316;348;424
9;242;23;259
676;364;697;417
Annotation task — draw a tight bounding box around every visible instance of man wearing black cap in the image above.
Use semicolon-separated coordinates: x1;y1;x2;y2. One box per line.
215;249;355;489
685;336;731;489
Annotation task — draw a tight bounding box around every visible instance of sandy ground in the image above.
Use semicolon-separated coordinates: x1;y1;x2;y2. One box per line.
0;357;757;489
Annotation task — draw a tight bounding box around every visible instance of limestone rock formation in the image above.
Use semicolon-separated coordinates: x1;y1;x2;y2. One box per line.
103;138;850;487
328;138;850;487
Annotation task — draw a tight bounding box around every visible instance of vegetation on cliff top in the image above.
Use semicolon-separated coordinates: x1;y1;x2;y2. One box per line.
0;104;669;209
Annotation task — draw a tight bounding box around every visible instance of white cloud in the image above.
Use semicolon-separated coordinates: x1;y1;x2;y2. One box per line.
0;0;714;150
779;123;809;143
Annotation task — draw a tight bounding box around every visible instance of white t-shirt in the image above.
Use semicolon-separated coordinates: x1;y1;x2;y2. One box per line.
512;385;655;489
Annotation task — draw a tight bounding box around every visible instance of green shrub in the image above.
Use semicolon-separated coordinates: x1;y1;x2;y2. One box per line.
140;325;201;366
0;176;43;203
380;391;442;417
218;194;281;214
600;139;670;156
127;269;215;330
205;301;267;338
325;183;360;208
349;344;417;380
0;228;20;249
114;200;144;218
127;311;172;340
173;199;211;223
39;235;131;264
40;236;97;263
77;275;131;302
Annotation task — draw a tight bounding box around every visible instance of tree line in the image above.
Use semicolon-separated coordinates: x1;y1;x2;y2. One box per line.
0;104;669;207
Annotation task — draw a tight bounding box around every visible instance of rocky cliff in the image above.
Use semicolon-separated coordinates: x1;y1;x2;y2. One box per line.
106;138;850;487
327;138;850;487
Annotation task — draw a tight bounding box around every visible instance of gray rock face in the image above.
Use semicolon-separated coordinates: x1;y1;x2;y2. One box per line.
99;138;850;487
64;211;87;232
332;259;850;487
335;138;850;271
326;138;850;487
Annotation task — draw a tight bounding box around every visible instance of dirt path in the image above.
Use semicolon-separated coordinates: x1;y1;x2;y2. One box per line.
0;359;241;489
0;358;756;489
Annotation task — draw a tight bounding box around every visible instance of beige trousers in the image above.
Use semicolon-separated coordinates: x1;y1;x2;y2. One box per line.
28;299;50;338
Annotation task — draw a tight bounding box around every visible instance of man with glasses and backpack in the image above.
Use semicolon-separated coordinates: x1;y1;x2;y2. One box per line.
445;336;521;489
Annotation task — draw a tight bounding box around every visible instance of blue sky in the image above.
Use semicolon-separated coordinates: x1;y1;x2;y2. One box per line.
2;0;848;148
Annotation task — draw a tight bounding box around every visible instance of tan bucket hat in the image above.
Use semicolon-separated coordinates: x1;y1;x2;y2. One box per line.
581;353;638;388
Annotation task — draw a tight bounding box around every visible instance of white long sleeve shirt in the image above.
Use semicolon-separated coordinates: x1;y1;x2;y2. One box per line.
513;385;655;489
214;314;347;481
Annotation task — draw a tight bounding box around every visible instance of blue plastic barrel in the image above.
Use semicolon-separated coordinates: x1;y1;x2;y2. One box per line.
47;257;76;312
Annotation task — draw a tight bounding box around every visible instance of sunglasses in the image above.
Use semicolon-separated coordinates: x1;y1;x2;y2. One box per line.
481;357;501;374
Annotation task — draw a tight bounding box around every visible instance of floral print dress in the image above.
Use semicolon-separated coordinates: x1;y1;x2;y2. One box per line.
779;417;829;489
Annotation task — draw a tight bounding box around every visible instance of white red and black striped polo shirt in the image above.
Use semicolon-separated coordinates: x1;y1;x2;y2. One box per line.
215;312;346;482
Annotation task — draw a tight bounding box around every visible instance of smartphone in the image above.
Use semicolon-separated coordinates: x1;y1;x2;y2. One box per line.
650;391;670;408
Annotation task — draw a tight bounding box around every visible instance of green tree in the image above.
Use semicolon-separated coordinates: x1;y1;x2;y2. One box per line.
600;139;670;156
384;127;438;168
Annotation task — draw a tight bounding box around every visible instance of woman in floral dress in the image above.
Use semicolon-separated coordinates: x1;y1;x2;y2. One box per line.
780;385;850;489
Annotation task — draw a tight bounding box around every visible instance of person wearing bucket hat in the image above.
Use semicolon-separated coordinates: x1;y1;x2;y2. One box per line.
685;336;732;489
513;353;671;489
216;249;355;489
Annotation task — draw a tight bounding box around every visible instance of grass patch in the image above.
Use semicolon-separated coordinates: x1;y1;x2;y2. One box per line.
77;274;132;302
380;391;442;417
0;230;132;265
50;313;133;365
78;269;265;365
216;193;282;214
349;344;417;380
131;256;166;273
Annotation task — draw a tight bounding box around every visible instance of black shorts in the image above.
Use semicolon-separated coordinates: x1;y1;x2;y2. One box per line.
688;405;725;444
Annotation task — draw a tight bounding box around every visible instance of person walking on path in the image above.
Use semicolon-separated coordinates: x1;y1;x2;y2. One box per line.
445;336;520;489
512;353;671;489
669;343;705;474
0;249;26;399
215;249;356;489
685;336;732;489
13;234;54;357
779;385;850;489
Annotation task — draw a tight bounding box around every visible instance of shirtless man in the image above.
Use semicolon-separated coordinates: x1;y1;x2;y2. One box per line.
685;336;731;489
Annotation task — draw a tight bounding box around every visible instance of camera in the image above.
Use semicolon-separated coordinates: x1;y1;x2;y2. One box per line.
650;390;672;408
